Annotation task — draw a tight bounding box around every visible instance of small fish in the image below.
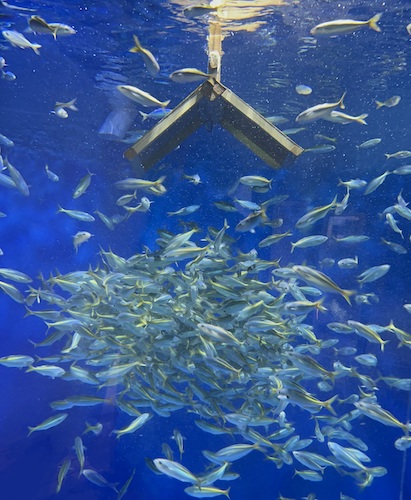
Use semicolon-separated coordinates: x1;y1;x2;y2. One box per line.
295;196;338;229
282;127;306;135
139;108;171;122
0;280;24;303
385;150;411;160
375;96;401;109
82;469;118;492
4;157;29;196
338;256;358;269
2;30;41;54
55;98;78;112
334;235;369;244
239;175;272;188
170;68;214;83
184;485;231;498
83;422;103;436
325;111;368;125
111;413;152;438
266;115;289;125
129;35;160;76
28;15;59;39
118;469;136;500
2;70;16;81
74;436;85;477
234;199;261;211
47;23;76;37
385;213;403;239
73;231;93;252
293;265;354;304
356;138;381;149
45;164;59;182
73;170;94;199
0;267;32;283
52;107;68;119
117;85;170;108
338;178;367;189
57;206;95;222
380;238;407;254
167;205;200;217
364;171;391;195
153;458;198;483
0;355;34;367
183;173;201;185
26;364;65;378
291;235;328;252
393;165;411;175
28;413;68;436
296;92;346;123
295;84;312;95
304;144;336;153
314;133;337;143
56;459;71;494
310;13;382;36
357;264;390;285
355;354;377;367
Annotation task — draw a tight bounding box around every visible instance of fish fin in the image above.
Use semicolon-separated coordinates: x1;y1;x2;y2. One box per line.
375;100;384;109
368;13;382;32
342;289;355;305
139;111;148;122
129;34;142;53
27;426;35;437
323;394;338;415
384;154;390;159
339;91;347;110
357;114;368;125
161;100;171;108
32;44;41;55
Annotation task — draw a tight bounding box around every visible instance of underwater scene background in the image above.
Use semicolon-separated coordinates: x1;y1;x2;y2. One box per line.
1;1;411;499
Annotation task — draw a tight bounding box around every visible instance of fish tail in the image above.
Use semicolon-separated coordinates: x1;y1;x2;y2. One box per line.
290;243;295;253
32;44;41;55
368;13;382;32
323;394;338;415
357;114;368;125
161;100;171;108
139;111;148;122
27;426;35;437
338;91;347;110
375;100;384;109
342;289;355;305
384;154;390;159
380;339;389;352
129;34;142;53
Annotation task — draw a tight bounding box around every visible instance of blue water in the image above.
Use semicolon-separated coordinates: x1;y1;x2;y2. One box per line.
1;1;411;499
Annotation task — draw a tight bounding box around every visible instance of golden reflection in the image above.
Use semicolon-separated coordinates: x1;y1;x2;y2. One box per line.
170;0;289;33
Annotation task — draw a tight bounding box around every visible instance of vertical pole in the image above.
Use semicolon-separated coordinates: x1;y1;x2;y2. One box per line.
207;21;222;82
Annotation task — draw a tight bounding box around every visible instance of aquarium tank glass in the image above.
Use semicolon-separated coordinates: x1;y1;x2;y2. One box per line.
0;1;411;499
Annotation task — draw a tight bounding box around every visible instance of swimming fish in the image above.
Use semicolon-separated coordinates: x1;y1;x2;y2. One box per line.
129;35;160;76
169;68;214;83
311;13;382;36
296;92;346;123
2;30;41;54
117;85;170;108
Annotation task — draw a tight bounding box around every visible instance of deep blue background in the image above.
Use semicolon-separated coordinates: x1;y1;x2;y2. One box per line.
0;1;411;499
